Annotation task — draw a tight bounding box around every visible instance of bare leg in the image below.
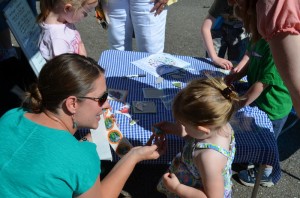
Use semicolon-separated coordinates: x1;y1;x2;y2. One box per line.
269;33;300;117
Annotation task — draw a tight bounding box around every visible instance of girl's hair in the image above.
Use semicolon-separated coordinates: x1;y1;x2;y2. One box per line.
37;0;87;23
233;0;261;43
173;77;241;129
22;53;105;113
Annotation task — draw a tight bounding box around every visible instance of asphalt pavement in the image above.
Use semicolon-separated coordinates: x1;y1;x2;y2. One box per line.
9;0;300;197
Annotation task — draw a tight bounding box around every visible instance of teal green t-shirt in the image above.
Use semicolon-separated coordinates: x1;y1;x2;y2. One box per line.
0;108;101;197
247;39;292;120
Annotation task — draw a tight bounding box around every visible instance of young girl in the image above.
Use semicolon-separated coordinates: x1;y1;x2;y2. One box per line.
37;0;98;61
155;77;241;197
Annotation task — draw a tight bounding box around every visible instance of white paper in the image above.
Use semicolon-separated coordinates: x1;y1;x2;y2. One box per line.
90;114;113;161
131;53;190;77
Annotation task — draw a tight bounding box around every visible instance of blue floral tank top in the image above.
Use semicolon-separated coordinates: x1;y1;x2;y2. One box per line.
157;130;236;198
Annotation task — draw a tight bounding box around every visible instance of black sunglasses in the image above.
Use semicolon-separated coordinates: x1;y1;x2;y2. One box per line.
77;91;108;107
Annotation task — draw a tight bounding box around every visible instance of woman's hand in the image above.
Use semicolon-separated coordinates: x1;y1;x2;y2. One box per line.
162;172;181;194
129;144;163;162
146;132;167;155
150;0;168;16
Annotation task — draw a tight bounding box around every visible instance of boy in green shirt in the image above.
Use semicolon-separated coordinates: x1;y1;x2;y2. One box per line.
226;38;292;187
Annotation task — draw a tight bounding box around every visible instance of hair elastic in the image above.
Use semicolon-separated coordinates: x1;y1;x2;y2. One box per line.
221;85;234;99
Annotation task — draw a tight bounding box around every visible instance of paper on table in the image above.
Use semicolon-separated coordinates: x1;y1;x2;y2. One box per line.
131;53;190;77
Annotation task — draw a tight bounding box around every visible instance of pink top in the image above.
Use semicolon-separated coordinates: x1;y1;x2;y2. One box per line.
256;0;300;41
39;22;82;61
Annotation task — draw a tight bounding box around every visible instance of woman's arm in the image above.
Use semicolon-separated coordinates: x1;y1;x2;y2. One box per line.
77;145;161;198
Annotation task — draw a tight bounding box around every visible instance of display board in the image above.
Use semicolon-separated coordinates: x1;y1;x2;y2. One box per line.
3;0;46;76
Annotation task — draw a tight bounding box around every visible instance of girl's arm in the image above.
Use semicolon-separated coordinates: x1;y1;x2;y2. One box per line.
194;149;226;197
201;15;233;70
162;173;207;198
239;81;268;108
232;52;250;73
78;41;87;57
225;52;249;85
154;121;188;137
162;149;226;197
77;145;161;198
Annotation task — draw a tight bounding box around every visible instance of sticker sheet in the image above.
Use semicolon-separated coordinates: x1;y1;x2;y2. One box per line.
91;109;133;159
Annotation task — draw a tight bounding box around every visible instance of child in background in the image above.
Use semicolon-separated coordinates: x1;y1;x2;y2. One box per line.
200;0;249;70
37;0;98;61
155;77;241;197
225;1;292;187
225;37;292;187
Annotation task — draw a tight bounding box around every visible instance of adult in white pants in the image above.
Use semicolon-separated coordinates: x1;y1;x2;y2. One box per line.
104;0;168;53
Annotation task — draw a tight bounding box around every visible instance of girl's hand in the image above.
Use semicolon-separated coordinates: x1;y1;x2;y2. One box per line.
150;0;168;16
162;172;181;193
212;56;233;70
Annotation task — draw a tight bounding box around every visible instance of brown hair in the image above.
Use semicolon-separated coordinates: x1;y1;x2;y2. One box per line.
22;53;105;113
173;77;240;128
37;0;87;23
234;0;261;43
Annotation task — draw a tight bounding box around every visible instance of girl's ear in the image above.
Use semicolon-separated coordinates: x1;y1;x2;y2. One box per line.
64;3;73;13
196;125;211;135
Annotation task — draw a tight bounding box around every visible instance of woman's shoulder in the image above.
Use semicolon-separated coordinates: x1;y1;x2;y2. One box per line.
0;107;25;122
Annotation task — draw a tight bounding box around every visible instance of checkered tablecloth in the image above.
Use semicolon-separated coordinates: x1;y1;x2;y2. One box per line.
84;50;280;183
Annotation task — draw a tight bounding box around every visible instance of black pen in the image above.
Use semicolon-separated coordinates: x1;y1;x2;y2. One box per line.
123;74;146;78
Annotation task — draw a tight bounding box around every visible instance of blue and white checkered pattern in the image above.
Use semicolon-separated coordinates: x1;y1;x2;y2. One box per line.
79;50;281;184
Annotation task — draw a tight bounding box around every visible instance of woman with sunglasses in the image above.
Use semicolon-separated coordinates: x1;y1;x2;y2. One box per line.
0;53;163;197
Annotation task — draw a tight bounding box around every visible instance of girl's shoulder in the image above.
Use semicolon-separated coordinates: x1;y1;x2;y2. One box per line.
194;142;231;158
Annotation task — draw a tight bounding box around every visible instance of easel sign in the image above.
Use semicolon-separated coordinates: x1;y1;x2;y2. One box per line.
3;0;46;76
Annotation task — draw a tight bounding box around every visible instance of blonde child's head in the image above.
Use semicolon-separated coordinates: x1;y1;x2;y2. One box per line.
173;77;240;130
37;0;98;23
